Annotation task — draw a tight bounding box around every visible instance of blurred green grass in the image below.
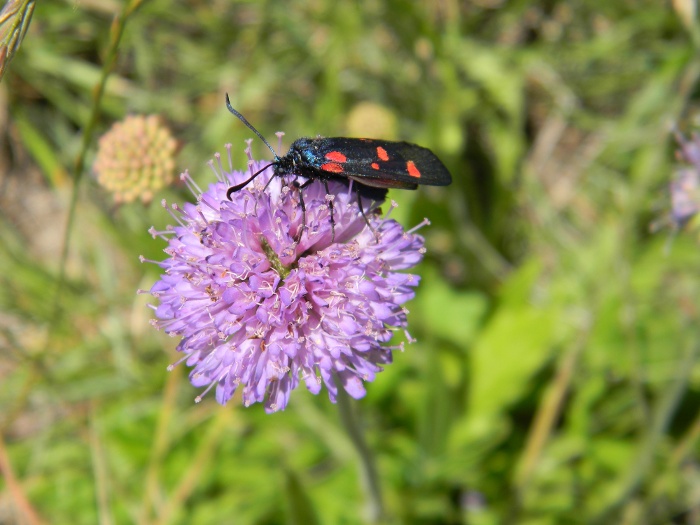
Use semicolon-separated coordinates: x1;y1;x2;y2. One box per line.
2;0;700;524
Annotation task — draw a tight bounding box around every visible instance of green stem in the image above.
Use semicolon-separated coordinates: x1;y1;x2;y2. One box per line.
593;336;700;523
51;0;143;326
336;386;385;523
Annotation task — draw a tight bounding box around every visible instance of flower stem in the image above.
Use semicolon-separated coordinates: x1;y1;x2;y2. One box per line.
52;0;143;327
336;386;385;523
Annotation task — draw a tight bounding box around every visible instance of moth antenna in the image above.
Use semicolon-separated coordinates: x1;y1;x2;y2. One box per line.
226;163;275;200
225;93;279;160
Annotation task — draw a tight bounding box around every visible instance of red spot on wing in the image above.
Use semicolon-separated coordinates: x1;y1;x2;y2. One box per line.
371;162;380;170
321;162;344;173
406;160;421;178
376;146;389;161
325;151;347;163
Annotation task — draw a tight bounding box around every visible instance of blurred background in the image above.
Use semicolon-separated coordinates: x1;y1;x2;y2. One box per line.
2;0;700;523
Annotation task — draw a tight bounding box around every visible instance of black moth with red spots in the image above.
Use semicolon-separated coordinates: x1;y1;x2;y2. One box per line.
224;94;452;241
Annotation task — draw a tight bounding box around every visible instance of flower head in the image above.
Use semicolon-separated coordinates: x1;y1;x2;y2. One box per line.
143;143;427;412
669;131;700;229
93;115;177;204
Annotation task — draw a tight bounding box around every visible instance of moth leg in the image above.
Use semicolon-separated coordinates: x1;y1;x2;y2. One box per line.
292;178;310;244
322;179;336;243
356;186;380;243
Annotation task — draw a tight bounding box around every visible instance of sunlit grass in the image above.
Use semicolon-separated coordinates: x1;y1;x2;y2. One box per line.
2;1;700;523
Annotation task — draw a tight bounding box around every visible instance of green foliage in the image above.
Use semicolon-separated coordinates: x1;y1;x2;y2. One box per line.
2;0;700;523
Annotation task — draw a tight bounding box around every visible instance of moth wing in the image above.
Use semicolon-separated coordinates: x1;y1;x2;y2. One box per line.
314;138;452;187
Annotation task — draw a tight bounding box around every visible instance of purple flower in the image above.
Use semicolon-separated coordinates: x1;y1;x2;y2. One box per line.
142;143;428;412
670;132;700;228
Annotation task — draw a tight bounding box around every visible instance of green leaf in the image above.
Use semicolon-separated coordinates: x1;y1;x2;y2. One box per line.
466;261;561;433
284;469;320;525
